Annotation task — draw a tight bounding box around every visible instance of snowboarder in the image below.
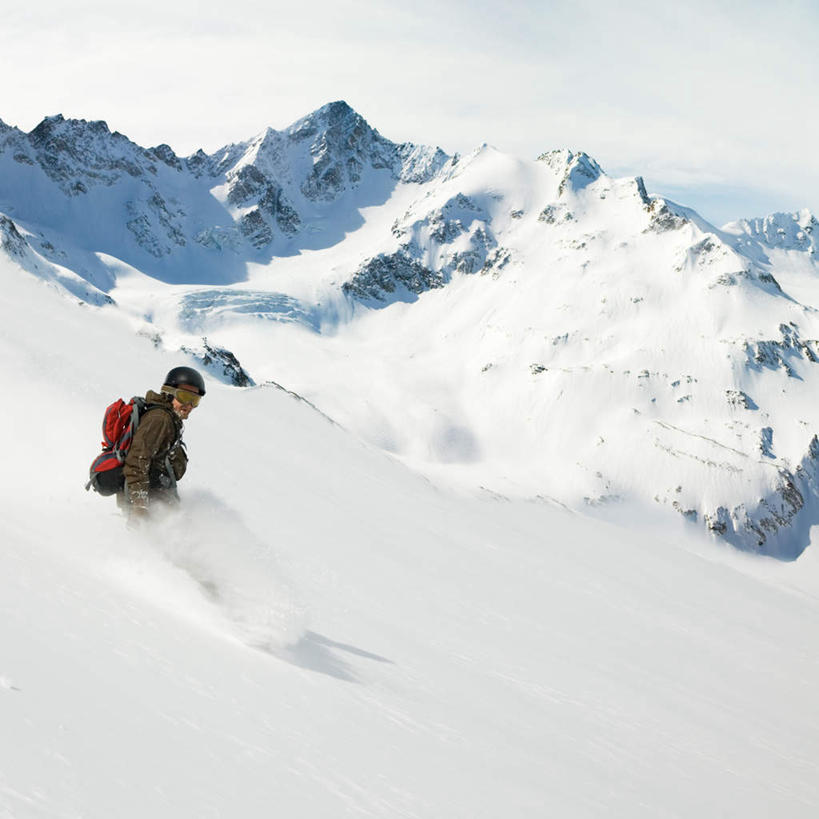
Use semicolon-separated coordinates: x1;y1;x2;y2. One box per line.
118;366;205;522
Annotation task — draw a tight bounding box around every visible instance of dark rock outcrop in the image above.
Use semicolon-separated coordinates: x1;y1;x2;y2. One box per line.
343;252;443;302
745;323;819;376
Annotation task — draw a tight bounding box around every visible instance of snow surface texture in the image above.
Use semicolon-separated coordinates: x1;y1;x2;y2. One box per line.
2;102;819;559
3;250;819;818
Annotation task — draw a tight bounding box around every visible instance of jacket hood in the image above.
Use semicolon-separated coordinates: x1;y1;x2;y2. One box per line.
146;389;174;405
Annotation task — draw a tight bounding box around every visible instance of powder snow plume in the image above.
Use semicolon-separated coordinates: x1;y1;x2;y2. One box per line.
101;491;308;650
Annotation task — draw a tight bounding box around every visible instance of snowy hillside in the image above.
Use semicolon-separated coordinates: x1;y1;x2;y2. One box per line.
2;102;819;556
3;252;819;818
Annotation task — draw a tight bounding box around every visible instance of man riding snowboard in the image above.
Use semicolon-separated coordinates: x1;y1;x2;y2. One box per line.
119;366;205;521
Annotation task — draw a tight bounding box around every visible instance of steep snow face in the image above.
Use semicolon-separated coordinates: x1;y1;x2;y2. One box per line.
3;255;819;819
2;103;819;556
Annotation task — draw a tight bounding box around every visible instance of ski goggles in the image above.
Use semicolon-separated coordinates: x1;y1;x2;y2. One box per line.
167;387;202;407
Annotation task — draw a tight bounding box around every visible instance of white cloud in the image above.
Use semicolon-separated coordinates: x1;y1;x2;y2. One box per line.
1;0;817;221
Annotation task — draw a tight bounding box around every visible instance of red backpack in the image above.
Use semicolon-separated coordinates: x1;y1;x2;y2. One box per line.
86;396;148;495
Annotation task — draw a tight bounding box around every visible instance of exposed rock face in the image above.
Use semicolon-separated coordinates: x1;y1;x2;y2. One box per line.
351;188;498;302
537;149;603;195
259;185;301;236
726;389;757;410
343;252;443;301
702;436;819;558
227;165;269;205
0;215;27;258
538;203;574;224
181;339;255;387
238;209;273;249
149;143;183;171
185;149;211;178
124;192;186;257
646;199;688;233
759;427;775;458
26;115;150;194
745;323;819;375
288;101;450;202
225;166;300;242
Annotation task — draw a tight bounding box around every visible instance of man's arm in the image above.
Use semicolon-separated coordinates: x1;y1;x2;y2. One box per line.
122;410;174;514
169;443;188;481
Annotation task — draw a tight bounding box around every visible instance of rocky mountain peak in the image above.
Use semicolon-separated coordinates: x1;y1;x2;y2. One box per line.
279;100;448;200
24;114;150;194
537;148;604;195
536;147;601;172
148;143;182;171
28;114;120;147
287;100;367;143
729;210;818;253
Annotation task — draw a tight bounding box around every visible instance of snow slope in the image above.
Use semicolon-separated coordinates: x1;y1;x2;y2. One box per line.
3;252;819;817
106;143;819;558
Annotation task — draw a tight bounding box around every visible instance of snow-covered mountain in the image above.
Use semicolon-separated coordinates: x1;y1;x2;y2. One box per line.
3;102;819;557
0;102;448;291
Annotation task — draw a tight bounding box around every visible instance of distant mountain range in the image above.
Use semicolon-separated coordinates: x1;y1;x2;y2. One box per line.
0;102;448;293
3;101;819;558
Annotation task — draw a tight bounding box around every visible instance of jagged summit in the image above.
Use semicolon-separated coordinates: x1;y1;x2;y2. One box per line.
207;100;451;206
30;113;113;136
537;148;605;194
9;114;154;196
726;209;818;253
286;100;369;142
283;99;449;197
149;143;183;171
0;102;458;290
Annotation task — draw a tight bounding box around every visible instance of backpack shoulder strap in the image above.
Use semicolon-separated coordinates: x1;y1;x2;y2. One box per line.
111;396;149;464
130;396;148;429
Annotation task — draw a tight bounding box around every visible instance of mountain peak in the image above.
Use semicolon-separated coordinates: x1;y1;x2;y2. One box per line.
537;148;602;173
537;148;604;194
314;100;359;121
19;114;150;195
286;99;373;146
726;209;818;252
29;114;113;140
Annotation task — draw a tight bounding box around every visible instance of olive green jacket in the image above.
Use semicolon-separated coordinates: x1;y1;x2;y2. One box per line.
122;390;187;510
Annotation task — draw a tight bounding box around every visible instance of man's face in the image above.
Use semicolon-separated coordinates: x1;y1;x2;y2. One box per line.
171;384;201;420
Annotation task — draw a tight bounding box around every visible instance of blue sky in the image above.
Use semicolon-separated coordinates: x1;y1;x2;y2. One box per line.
2;0;817;225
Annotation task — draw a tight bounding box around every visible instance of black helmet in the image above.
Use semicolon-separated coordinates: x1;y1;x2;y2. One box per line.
163;366;206;396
